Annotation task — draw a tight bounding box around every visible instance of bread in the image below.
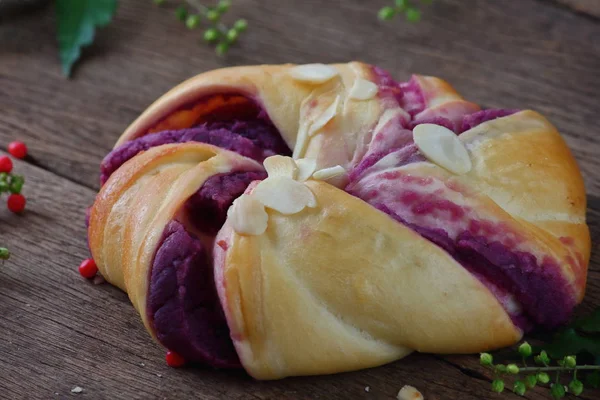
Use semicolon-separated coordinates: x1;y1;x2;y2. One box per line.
88;62;590;379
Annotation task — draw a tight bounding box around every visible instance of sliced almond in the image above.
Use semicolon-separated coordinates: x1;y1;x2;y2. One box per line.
349;78;378;100
413;123;472;175
293;122;310;159
397;385;424;400
295;158;317;181
289;64;338;84
263;155;298;179
227;194;268;235
253;176;317;214
309;95;340;137
312;165;346;181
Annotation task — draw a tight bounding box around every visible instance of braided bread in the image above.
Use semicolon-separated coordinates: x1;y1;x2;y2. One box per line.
88;62;590;379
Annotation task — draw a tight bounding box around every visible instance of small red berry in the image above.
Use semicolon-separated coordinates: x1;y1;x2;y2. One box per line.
78;258;98;279
0;156;13;173
7;193;26;213
166;351;186;368
8;141;27;159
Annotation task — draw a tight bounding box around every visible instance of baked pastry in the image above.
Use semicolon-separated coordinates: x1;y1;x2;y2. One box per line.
88;62;590;380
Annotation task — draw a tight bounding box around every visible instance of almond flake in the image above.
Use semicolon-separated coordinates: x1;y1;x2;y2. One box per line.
397;385;424;400
228;194;268;235
309;95;340;137
349;78;378;100
263;155;298;179
413;123;472;175
289;64;338;84
293;123;310;159
253;176;316;214
295;158;317;181
312;165;346;181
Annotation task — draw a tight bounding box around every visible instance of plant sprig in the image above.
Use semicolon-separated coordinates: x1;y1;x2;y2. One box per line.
481;342;600;398
153;0;248;55
378;0;433;23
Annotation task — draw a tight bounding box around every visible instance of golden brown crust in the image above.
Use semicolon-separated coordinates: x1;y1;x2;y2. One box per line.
89;63;590;380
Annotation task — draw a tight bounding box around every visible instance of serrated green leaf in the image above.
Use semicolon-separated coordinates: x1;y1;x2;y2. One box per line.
55;0;118;77
545;328;600;359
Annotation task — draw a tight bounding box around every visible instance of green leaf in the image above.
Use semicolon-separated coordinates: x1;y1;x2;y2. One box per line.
575;308;600;333
545;328;600;359
55;0;118;77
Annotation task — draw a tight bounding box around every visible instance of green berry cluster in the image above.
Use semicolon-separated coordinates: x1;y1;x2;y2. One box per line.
480;342;600;398
154;0;248;55
378;0;432;23
0;172;24;196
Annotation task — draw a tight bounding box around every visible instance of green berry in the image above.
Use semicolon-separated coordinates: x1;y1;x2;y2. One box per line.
495;364;507;373
203;28;219;42
207;9;220;22
537;372;551;384
0;172;8;181
518;342;532;358
216;0;231;13
405;8;421;22
9;175;24;194
186;15;200;29
0;247;9;260
551;383;566;399
564;356;577;368
395;0;408;9
513;381;526;396
491;379;505;393
226;28;239;43
535;350;551;365
233;19;248;32
216;42;229;55
568;379;584;396
175;6;188;21
525;375;537;389
506;364;519;374
0;180;8;193
378;6;396;21
479;353;493;366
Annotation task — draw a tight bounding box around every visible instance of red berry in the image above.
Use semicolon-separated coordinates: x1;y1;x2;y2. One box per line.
8;141;27;159
166;351;186;367
78;258;98;279
7;193;25;213
0;156;13;173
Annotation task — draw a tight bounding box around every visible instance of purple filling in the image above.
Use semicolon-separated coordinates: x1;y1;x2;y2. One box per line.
374;203;575;329
184;171;267;235
147;171;265;367
459;109;519;133
147;220;240;367
100;120;290;184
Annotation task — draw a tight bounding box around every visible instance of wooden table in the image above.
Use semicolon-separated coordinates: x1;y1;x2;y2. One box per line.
0;0;599;399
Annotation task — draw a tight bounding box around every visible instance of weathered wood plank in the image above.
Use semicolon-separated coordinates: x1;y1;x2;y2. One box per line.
554;0;600;18
0;155;553;400
0;0;599;194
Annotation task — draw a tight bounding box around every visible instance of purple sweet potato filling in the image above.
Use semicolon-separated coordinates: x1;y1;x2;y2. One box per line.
100;119;290;184
147;220;240;367
147;171;265;367
459;109;519;133
184;170;267;235
374;204;575;329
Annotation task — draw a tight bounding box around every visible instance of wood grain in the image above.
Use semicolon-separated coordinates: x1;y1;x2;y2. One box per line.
0;0;599;399
0;0;599;194
554;0;600;18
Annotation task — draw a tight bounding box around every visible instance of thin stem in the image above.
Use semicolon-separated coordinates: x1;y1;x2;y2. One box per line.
518;366;600;373
522;356;527;368
185;0;209;13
